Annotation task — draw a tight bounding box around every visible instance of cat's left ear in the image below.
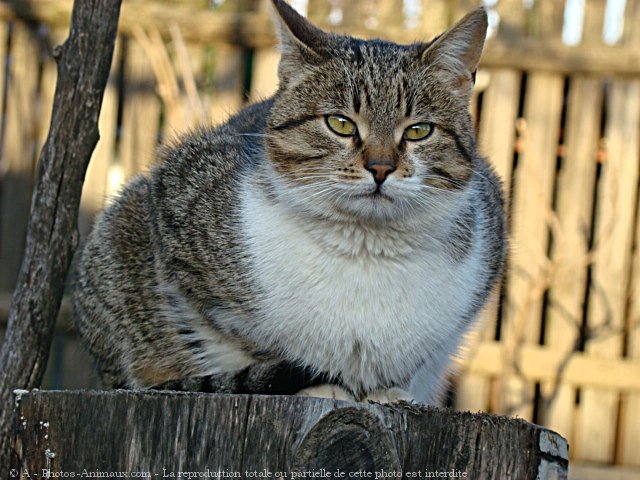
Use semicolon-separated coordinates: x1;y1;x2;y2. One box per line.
270;0;332;85
420;7;488;92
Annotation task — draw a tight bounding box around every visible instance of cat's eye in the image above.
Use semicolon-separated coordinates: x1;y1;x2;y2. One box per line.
326;115;357;137
403;123;433;141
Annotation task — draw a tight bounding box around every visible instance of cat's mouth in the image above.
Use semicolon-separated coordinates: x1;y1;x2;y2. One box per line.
355;189;394;202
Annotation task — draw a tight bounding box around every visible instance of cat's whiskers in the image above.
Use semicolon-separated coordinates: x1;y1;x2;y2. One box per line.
232;132;275;138
407;191;451;213
417;180;466;194
301;185;341;202
281;176;335;188
280;178;340;201
470;168;496;185
290;174;335;182
421;174;468;190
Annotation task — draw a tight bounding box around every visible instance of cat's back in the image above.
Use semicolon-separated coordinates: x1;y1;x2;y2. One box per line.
77;98;272;299
155;99;272;190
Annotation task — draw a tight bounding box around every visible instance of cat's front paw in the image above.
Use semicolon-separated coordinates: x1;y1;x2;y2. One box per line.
296;384;355;401
364;387;414;404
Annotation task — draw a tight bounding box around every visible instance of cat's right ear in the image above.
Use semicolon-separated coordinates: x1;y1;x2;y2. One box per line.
270;0;331;85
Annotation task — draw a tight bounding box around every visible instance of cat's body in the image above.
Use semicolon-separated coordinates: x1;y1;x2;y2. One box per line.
74;1;506;403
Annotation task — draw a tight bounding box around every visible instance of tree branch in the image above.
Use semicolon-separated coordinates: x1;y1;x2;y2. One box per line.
0;0;122;472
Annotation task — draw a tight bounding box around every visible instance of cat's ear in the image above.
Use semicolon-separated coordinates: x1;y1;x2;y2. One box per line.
420;7;487;92
270;0;332;84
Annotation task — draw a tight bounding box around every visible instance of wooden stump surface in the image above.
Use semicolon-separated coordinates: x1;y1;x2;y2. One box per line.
11;390;568;479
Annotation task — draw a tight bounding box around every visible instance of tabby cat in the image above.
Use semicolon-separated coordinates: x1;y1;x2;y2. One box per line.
73;0;506;403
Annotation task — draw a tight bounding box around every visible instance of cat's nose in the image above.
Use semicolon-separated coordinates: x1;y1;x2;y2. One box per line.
365;161;396;184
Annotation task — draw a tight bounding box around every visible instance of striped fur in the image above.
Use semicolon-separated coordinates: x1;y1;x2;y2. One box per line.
73;2;506;404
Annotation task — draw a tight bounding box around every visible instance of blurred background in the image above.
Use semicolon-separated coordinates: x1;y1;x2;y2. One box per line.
0;0;639;478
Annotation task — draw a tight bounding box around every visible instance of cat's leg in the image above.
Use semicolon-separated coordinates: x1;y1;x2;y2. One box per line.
150;359;332;395
407;360;451;406
363;387;413;404
296;384;356;401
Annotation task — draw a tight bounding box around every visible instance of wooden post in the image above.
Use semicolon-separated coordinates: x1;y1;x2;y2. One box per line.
12;390;568;479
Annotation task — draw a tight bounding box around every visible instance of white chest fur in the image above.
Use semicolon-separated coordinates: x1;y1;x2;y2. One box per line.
240;183;485;400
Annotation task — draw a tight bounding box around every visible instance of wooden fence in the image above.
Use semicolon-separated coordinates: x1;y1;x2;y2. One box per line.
1;0;640;475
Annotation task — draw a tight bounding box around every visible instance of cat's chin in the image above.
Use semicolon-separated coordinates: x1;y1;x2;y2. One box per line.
354;191;394;202
331;193;403;223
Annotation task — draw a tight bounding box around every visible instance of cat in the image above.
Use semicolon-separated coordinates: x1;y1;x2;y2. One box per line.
73;0;506;404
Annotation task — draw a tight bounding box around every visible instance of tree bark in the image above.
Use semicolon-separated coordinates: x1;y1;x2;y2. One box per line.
0;0;122;474
11;391;568;479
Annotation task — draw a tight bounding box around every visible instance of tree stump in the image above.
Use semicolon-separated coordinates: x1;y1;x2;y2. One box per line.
11;390;568;479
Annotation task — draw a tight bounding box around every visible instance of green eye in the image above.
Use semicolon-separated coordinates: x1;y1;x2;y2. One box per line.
403;123;433;141
326;115;357;137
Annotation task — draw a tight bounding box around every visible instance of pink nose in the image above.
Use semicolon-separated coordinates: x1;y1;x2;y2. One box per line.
366;161;396;184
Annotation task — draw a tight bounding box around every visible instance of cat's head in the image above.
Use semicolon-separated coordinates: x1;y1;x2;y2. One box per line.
264;0;487;223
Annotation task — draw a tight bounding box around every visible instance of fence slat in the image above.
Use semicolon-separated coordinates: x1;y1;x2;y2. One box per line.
541;0;606;452
479;70;521;200
0;23;41;292
620;325;640;466
209;43;244;125
249;0;280;102
183;43;209;128
582;0;606;45
574;79;640;463
418;0;449;37
501;71;564;420
207;0;247;124
621;183;640;465
496;0;567;422
542;75;602;446
120;39;161;178
618;0;640;467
